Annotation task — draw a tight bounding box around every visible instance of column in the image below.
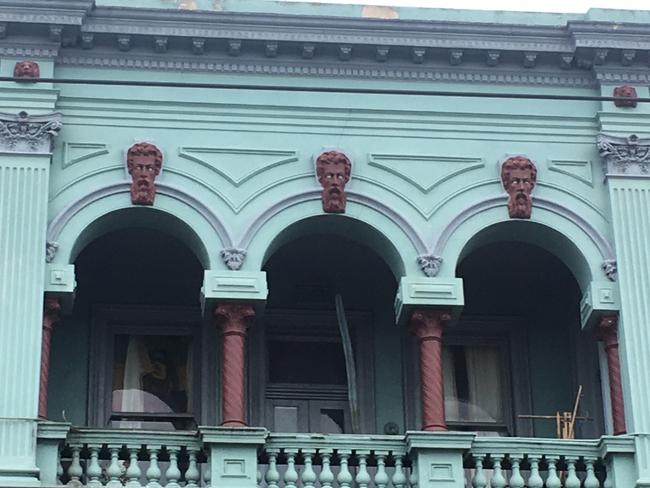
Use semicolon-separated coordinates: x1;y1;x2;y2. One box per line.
39;295;61;419
598;133;650;485
0;111;61;486
409;309;451;431
214;303;255;427
597;314;627;435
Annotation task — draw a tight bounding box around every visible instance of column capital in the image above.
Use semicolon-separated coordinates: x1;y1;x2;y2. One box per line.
0;111;62;154
598;133;650;177
409;309;451;341
214;303;255;336
597;314;619;348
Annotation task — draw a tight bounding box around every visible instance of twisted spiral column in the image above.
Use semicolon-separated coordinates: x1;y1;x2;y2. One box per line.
215;303;255;427
409;309;450;431
597;314;627;435
39;295;61;419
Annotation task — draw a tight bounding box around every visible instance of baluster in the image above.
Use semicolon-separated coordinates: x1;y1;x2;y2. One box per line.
257;466;263;486
374;452;389;488
356;452;371;488
86;445;103;487
67;445;83;486
57;448;64;484
584;458;600;488
202;452;211;488
284;450;299;488
337;451;353;488
545;457;562;488
302;449;317;488
565;458;581;488
106;446;123;488
471;456;487;488
491;455;507;488
265;450;280;488
392;454;407;488
145;447;162;488
509;456;525;488
125;446;142;488
603;462;613;488
319;450;334;488
185;449;200;488
527;456;544;488
165;447;181;488
409;463;419;488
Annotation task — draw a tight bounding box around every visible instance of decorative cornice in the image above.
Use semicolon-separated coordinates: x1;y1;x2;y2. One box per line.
220;248;247;271
597;134;650;177
0;111;62;154
417;254;443;278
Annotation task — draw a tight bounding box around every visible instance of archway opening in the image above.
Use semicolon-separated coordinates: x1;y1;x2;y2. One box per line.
453;240;604;438
253;231;400;434
48;227;204;429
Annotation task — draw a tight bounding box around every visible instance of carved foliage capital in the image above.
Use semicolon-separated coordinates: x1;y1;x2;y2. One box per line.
602;259;617;282
598;133;650;176
220;248;247;270
43;296;62;331
409;309;450;341
596;314;619;348
417;254;442;277
0;111;62;154
215;303;255;336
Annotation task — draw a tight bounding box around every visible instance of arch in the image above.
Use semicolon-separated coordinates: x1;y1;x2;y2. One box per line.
47;182;233;268
242;190;422;278
432;195;614;292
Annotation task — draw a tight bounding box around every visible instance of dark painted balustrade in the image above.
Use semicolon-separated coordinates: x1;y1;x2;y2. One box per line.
37;423;635;487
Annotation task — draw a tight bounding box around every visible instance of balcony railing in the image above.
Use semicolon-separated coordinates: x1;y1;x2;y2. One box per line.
37;422;636;487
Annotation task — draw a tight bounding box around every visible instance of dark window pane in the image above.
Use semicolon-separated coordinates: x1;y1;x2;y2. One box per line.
268;340;346;384
320;408;345;434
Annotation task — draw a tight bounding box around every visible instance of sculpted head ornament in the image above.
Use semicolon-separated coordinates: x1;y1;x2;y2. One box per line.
127;142;163;205
613;85;637;108
13;60;40;80
501;156;537;219
316;150;352;213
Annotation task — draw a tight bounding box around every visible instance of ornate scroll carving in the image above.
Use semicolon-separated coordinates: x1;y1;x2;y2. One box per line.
596;315;627;435
40;296;61;418
0;111;62;153
417;254;443;277
13;60;40;80
315;150;352;213
598;134;650;176
220;248;246;270
126;142;163;205
215;303;255;427
613;85;637;108
409;309;451;431
602;259;617;282
45;241;59;263
500;155;537;219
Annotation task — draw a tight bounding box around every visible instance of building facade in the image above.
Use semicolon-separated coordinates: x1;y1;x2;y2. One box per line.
1;0;650;486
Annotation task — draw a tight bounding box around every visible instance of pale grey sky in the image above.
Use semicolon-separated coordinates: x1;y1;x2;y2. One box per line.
277;0;650;13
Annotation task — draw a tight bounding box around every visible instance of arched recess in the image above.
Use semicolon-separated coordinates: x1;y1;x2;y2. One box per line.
242;190;425;278
47;183;232;268
432;196;614;292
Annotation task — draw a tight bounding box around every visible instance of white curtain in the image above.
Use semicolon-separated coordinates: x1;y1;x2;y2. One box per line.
121;336;147;412
443;347;460;421
465;346;502;422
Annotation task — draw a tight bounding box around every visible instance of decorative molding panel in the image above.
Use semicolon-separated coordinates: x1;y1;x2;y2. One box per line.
368;153;484;194
178;147;298;187
62;142;109;168
201;270;268;307
394;277;465;325
547;159;594;187
580;280;620;330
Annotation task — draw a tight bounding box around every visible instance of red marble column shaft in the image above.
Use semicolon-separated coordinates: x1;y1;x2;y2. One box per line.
39;296;61;419
409;309;451;432
215;303;255;427
597;315;627;435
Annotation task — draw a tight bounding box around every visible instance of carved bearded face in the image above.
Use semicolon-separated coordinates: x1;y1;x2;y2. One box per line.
613;85;638;108
501;156;537;219
13;60;40;79
316;151;352;213
127;143;163;205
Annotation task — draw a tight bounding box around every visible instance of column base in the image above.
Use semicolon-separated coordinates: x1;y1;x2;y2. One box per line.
222;419;248;427
422;424;448;432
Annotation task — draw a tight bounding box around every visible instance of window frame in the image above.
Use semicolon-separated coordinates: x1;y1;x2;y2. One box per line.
89;305;203;429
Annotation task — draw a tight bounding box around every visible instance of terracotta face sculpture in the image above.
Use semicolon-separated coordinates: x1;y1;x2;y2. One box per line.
126;143;163;205
13;60;40;80
613;85;638;108
501;156;537;219
316;151;352;213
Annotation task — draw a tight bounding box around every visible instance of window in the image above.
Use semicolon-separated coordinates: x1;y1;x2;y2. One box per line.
90;306;201;430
